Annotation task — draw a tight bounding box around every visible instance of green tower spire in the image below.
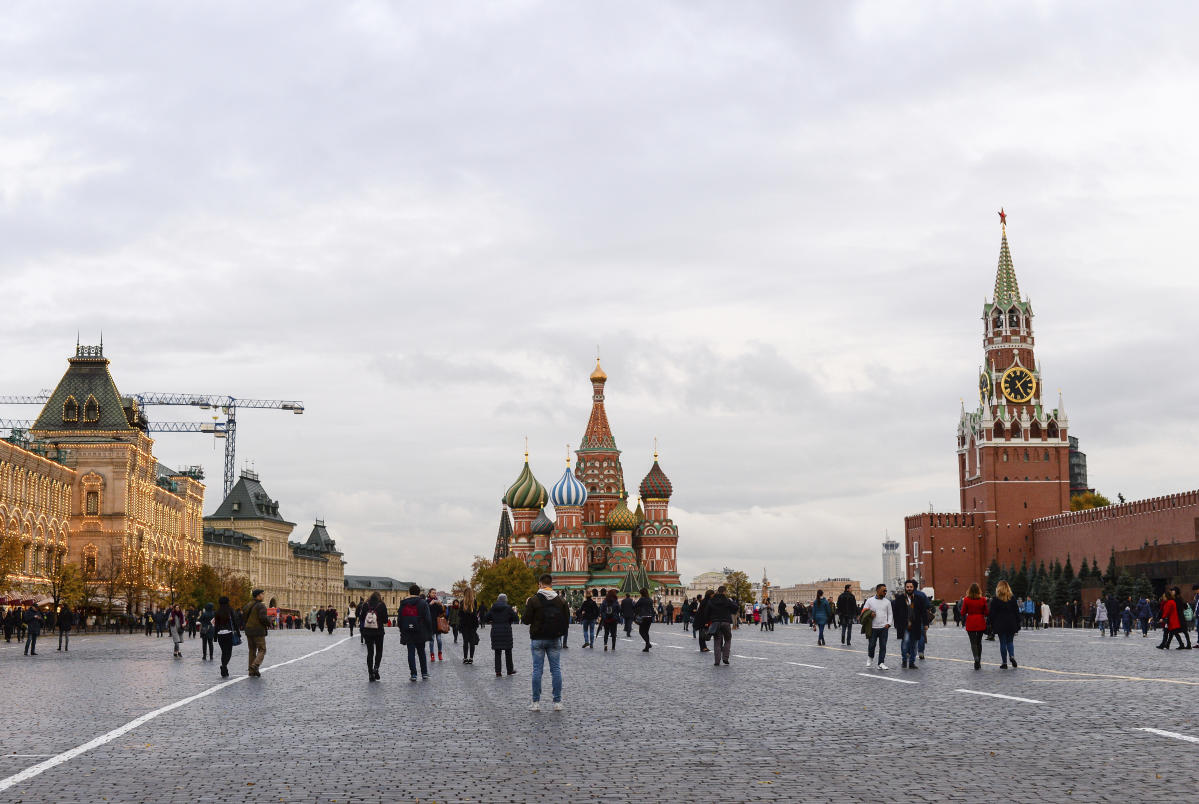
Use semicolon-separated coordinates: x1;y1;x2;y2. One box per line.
993;212;1020;306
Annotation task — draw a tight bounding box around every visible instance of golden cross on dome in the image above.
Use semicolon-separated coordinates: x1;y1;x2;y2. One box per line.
653;436;659;460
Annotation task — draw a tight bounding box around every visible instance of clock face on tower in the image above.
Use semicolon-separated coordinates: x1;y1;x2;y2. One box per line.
979;372;992;402
1001;366;1036;403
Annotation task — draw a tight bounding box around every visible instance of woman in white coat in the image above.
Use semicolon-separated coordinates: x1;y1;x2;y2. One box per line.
1094;599;1108;636
1040;601;1052;629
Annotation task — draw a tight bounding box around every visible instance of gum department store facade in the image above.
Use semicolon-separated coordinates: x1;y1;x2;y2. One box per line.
904;216;1199;598
0;344;344;613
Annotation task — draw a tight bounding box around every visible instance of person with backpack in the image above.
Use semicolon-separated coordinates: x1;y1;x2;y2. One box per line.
359;591;388;681
397;584;433;680
241;590;269;677
706;586;738;666
522;573;570;711
634;587;655;651
836;584;858;646
578;590;600;649
485;593;519;676
599;589;621;651
458;588;480;664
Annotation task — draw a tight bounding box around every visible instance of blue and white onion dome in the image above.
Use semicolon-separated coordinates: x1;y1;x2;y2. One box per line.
550;465;589;508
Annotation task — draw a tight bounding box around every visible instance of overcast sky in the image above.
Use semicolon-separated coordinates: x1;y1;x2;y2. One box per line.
2;2;1197;592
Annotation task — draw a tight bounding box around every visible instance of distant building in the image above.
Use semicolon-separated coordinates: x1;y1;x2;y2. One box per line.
685;571;729;598
882;539;904;591
771;579;863;606
203;470;344;614
1068;436;1092;497
344;575;416;612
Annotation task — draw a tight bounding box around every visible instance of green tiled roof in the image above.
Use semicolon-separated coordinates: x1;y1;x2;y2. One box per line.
32;346;134;433
207;471;291;522
993;230;1021;306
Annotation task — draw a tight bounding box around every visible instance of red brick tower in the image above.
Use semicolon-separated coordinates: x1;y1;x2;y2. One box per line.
503;452;546;562
905;213;1072;597
637;449;681;587
574;359;627;581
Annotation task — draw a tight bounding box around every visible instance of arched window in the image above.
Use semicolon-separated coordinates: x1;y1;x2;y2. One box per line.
994;423;1004;439
86;491;99;515
63;396;79;422
1011;424;1022;440
1008;309;1020;328
1001;451;1008;462
83;395;100;423
992;312;1003;331
1048;423;1058;438
1043;450;1050;461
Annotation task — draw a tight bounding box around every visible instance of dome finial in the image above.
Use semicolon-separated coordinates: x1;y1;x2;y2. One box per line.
653;435;658;461
524;435;529;463
565;443;571;466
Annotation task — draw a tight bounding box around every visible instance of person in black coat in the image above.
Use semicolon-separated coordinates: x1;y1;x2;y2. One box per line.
484;594;519;677
24;607;45;656
989;580;1022;669
397;584;433;681
458;589;481;664
619;593;636;638
634;589;655;651
359;591;388;681
694;590;714;653
56;605;75;652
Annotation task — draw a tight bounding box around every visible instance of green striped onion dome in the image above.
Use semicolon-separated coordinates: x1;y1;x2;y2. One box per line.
504;460;547;510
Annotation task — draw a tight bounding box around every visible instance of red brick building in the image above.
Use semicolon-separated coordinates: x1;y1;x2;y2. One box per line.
904;217;1198;598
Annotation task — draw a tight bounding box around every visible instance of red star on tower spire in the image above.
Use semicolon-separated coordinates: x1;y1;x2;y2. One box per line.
998;207;1007;227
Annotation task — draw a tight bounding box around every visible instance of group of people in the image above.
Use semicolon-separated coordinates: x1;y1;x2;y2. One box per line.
304;605;342;634
1090;587;1197;648
2;603;76;655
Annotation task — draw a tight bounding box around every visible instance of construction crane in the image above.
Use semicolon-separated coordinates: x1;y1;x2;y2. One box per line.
0;393;303;498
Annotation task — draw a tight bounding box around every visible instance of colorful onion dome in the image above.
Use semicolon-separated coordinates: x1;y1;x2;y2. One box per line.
606;496;638;531
504;458;547;510
590;358;607;382
531;507;555;536
550;465;588;507
639;457;673;500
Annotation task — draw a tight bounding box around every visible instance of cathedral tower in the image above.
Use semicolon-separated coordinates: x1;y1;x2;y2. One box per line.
574;359;627;577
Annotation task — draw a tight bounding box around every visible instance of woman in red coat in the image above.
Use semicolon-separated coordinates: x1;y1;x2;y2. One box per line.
1156;589;1188;650
961;583;989;670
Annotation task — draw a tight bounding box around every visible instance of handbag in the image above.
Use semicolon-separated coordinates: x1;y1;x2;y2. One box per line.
436;615;450;634
705;621;718;637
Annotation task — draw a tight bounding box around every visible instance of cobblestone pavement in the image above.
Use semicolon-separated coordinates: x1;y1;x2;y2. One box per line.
2;622;1197;803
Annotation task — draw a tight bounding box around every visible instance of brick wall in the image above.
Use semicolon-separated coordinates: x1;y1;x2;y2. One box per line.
1033;490;1199;566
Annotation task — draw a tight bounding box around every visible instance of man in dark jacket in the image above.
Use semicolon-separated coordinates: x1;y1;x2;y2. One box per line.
523;574;570;711
241;589;269;677
836;585;858;646
578;591;600;648
57;605;75;651
706;586;739;665
23;606;44;656
897;580;929;669
619;593;636;638
397;584;433;680
1105;594;1119;637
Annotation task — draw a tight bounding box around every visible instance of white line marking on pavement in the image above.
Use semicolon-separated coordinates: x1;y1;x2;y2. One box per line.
733;655;769;660
954;689;1044;704
855;673;918;684
1136;727;1199;744
660;645;685;649
5;755;55;758
0;636;350;792
786;662;825;669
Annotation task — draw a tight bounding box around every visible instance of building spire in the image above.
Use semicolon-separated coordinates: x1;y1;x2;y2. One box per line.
993;210;1020;306
581;360;616;450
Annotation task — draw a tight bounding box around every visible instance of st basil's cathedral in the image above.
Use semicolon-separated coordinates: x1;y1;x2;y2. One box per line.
492;360;682;598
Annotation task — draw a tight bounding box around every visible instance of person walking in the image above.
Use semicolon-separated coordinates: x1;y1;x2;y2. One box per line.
484;593;519;678
898;580;928;669
398;584;434;680
241;589;269;677
56;605;75;652
23;606;44;656
694;590;713;653
359;591;388;681
599;590;621;651
836;584;858;646
862;584;892;670
578;590;599;649
198;602;216;661
427;590;446;662
1094;598;1109;636
665;600;675;626
961;583;989;670
634;587;655;651
620;592;636;638
706;585;738;665
680;597;692;632
213;596;239;677
346;604;357;637
523;573;570;711
168;606;185;658
1136;597;1153;637
811;590;832;646
459;588;480;664
989;580;1021;669
448;600;461;645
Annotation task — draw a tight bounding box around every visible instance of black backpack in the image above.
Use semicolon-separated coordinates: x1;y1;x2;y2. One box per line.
536;596;568;638
601;602;619;625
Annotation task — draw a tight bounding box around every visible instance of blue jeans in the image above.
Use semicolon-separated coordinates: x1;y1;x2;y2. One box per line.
902;628;920;665
529;638;562;703
427;632;443;655
997;633;1015;664
407;642;428;677
840;621;853;644
582;620;596;645
867;627;889;664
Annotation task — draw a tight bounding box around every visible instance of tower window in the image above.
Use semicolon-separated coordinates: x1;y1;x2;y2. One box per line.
1008;310;1019;328
63;396;79;422
1043;450;1050;461
85;491;99;515
83;395;100;423
1024;449;1030;462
